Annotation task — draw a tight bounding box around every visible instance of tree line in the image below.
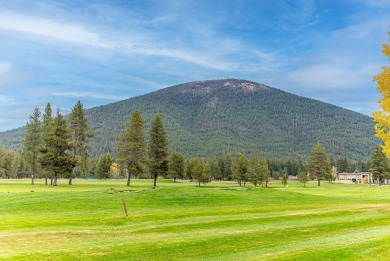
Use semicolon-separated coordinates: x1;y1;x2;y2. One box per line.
2;105;384;187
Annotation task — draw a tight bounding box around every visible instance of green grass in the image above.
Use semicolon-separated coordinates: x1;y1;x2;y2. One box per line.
1;179;390;260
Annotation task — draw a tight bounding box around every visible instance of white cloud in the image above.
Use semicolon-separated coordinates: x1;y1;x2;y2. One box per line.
286;63;378;89
359;0;390;7
0;95;18;106
52;91;123;101
0;12;113;48
332;19;389;43
132;46;235;71
0;61;12;77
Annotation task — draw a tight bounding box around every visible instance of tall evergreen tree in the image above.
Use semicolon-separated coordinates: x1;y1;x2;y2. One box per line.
308;143;331;186
117;110;147;186
95;153;113;179
336;156;349;173
222;153;233;180
11;153;26;179
371;145;390;184
68;100;93;184
261;159;270;187
249;152;262;186
168;151;185;182
41;103;53;185
22;107;42;185
40;109;76;186
187;157;210;187
149;113;169;187
207;158;222;180
233;153;249;186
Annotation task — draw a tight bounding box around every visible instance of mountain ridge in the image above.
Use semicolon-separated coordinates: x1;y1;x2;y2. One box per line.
0;79;379;160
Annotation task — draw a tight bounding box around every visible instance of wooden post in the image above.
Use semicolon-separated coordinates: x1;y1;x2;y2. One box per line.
122;198;128;217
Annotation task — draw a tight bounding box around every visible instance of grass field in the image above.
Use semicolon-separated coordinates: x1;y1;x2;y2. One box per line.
1;179;390;260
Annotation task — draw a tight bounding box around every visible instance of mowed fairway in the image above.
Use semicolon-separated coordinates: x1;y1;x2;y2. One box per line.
1;179;390;260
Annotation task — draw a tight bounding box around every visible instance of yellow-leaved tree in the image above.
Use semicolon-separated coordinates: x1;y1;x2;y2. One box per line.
373;30;390;157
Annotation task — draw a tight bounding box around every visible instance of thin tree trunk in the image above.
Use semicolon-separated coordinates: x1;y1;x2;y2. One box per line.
126;172;131;187
153;174;157;187
174;177;177;182
53;174;57;186
45;177;48;186
68;177;72;185
318;178;321;186
50;175;53;186
31;174;34;185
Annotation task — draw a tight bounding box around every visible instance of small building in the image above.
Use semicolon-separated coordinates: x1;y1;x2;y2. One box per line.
336;172;373;184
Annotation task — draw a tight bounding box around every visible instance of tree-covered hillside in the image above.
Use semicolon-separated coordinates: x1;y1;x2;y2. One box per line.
0;79;379;159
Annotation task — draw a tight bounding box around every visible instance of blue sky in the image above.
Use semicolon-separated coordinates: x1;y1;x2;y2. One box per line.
0;0;389;131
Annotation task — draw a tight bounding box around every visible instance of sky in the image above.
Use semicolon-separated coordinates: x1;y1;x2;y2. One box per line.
0;0;389;131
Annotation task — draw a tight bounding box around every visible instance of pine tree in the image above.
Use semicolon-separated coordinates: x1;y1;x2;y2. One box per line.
168;151;185;182
187;157;210;187
117;110;147;186
207;158;222;180
373;30;390;157
222;153;233;180
41;103;53;185
22;107;42;185
308;143;331;186
260;160;270;187
149;113;169;187
40;109;76;186
233;153;249;186
95;153;113;179
68;100;93;184
371;145;389;184
298;171;310;187
282;174;288;187
249;152;262;186
11;153;27;178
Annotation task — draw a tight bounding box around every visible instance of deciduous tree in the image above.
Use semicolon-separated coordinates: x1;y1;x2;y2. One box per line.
373;31;390;156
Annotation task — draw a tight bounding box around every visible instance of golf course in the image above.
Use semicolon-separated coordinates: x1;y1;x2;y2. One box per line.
1;179;390;260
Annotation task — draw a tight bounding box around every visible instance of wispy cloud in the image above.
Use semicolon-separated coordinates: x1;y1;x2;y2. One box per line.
0;0;389;131
0;95;19;106
286;63;378;89
0;12;113;48
52;92;124;101
0;61;12;77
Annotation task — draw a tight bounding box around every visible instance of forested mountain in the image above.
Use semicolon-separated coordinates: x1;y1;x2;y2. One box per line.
0;79;379;160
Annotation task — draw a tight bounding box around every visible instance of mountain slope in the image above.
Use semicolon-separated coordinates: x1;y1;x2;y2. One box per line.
0;79;379;159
